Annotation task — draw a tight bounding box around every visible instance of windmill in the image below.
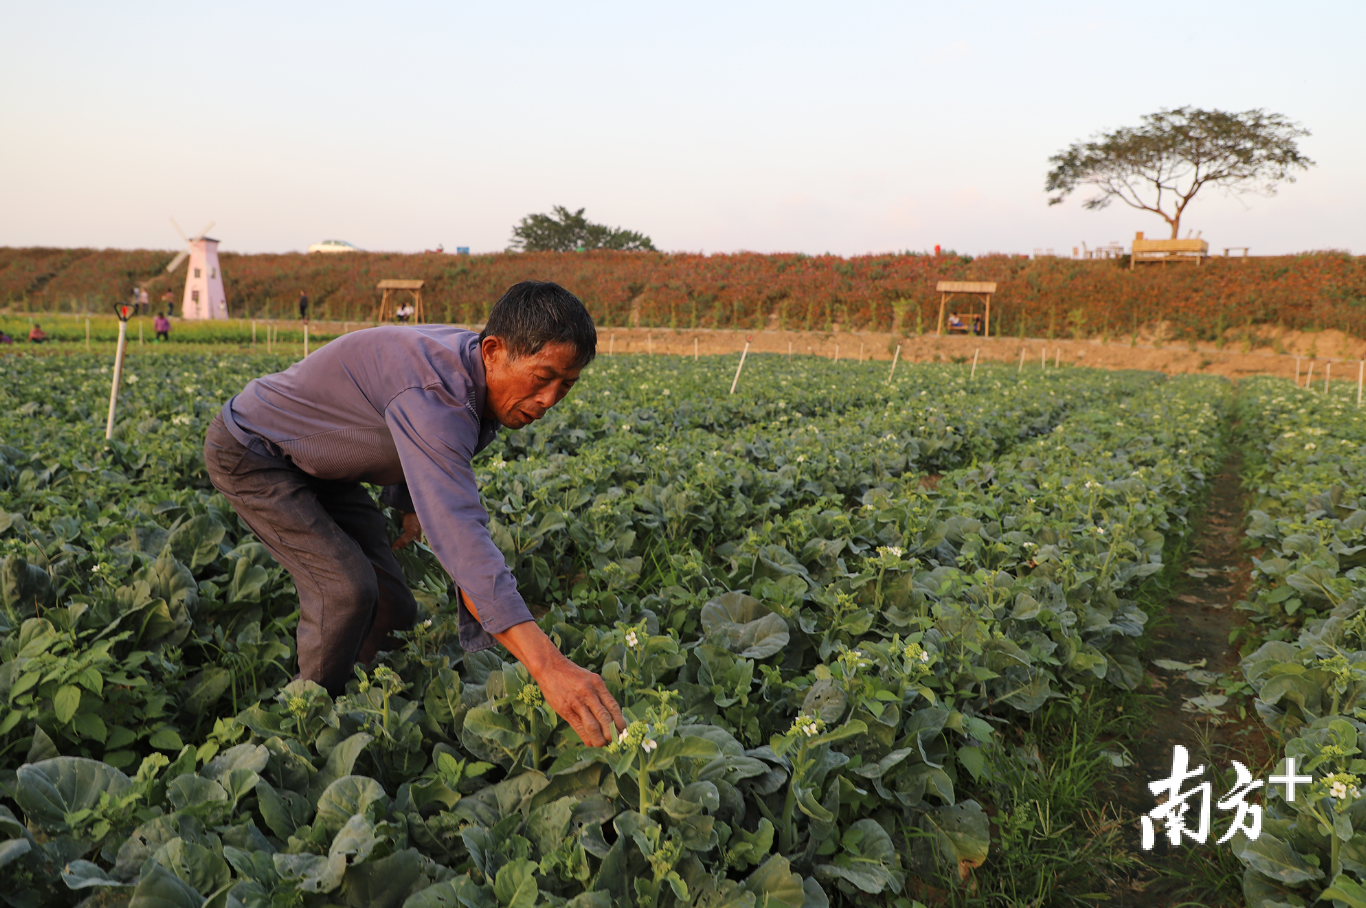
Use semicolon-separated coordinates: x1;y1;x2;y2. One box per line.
167;218;228;320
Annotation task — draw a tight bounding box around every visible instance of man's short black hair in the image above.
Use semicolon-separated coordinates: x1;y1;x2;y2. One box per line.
479;281;596;369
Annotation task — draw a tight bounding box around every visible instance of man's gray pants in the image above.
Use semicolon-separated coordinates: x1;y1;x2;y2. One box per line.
204;412;417;695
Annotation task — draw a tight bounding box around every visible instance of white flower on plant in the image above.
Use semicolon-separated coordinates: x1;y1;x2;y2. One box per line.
423;619;433;628
661;389;670;396
877;546;904;559
1333;781;1349;800
796;455;806;463
642;738;658;753
1178;448;1188;455
1305;442;1317;450
625;630;639;648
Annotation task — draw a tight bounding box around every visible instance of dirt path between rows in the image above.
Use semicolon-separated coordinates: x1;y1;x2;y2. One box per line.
1108;442;1278;907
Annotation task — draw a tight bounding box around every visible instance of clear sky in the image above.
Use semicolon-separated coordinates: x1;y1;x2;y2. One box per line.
1;1;1361;257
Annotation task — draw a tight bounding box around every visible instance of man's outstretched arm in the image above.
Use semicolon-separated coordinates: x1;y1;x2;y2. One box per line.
460;589;625;747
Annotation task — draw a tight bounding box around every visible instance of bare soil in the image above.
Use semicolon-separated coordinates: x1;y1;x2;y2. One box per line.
594;326;1366;384
1108;445;1278;907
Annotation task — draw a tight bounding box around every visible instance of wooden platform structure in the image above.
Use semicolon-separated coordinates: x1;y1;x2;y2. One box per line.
936;281;997;337
1130;232;1208;270
376;279;425;323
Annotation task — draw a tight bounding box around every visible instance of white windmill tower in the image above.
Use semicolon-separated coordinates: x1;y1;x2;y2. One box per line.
166;218;228;320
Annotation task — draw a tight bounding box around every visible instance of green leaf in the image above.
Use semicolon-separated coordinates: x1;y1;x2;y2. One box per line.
337;848;425;908
165;774;229;812
157;836;232;896
493;857;540;908
53;684;81;723
273;852;347;894
809;720;868;747
14;757;131;832
72;712;107;743
0;838;32;871
129;861;204;908
701;592;791;659
957;746;987;782
307;732;374;801
743;854;805;907
1;554;55;615
1322;873;1366;908
315;775;389;836
256;780;306;839
61;859;128;890
1238;832;1324;885
149;727;184;751
922;800;990;877
168;514;226;571
25;726;58;762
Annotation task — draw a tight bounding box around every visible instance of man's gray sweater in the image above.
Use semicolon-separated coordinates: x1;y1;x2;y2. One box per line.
220;325;530;651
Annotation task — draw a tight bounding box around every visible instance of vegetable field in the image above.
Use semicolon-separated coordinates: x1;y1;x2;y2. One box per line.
0;348;1234;907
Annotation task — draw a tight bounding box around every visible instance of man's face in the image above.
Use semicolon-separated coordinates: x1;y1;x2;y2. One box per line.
481;336;583;429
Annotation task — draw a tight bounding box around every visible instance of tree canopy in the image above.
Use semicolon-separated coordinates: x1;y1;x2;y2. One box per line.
1045;107;1314;239
509;206;656;252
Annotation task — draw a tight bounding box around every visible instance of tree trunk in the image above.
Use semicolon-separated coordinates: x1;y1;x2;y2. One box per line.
1168;217;1181;239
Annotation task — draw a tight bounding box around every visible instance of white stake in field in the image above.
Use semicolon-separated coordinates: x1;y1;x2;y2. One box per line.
105;306;132;439
887;344;901;383
730;336;752;395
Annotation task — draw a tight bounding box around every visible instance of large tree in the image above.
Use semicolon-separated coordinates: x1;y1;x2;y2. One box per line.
1045;107;1314;239
509;206;656;252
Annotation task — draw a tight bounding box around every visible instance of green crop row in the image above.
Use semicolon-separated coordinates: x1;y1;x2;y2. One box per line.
0;351;1223;907
1230;379;1366;907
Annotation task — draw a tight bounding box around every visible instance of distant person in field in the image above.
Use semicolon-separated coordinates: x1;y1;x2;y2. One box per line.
28;324;48;344
298;291;309;322
0;331;14;344
204;281;625;746
396;302;413;323
155;312;171;342
161;289;174;311
138;287;150;314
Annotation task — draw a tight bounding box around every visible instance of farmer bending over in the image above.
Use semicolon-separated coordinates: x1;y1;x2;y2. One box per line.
205;281;625;746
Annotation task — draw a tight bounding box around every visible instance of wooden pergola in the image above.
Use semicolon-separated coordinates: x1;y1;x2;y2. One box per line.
936;281;997;337
376;279;425;323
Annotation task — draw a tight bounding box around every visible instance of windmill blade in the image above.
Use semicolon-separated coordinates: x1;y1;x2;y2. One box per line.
166;249;190;273
193;221;216;241
170;217;189;243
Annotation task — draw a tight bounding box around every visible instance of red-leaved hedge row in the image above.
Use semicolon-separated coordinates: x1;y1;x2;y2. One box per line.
3;246;1364;340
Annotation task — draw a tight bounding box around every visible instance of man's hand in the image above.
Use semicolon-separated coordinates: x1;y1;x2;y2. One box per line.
534;655;626;748
461;590;625;747
392;511;423;550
